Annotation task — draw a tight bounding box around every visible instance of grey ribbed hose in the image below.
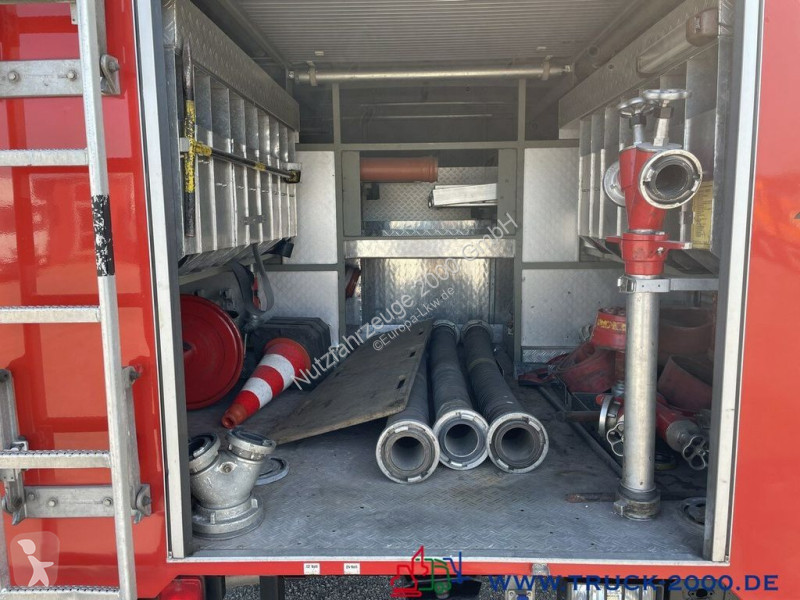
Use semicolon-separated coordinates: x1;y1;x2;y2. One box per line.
462;321;549;473
376;354;440;483
429;323;488;470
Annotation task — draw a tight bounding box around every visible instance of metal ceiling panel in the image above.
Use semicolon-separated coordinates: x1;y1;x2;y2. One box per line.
230;0;638;66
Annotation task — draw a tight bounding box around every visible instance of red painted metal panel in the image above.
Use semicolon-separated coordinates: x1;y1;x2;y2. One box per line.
1;0;798;598
0;1;173;595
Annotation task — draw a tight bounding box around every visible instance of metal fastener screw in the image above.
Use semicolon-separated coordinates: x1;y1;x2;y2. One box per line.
66;70;78;81
47;498;57;507
7;71;19;82
26;492;35;501
102;497;113;507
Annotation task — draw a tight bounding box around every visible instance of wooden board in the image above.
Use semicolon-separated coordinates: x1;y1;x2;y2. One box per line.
261;320;433;444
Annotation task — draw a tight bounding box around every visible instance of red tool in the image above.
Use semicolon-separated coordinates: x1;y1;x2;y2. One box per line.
658;355;714;412
222;338;312;428
181;295;244;410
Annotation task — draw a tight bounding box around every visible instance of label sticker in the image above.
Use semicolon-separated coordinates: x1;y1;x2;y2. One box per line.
691;180;714;250
344;563;361;575
303;563;321;575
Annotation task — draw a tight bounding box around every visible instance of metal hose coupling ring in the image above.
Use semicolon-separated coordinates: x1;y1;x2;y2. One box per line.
375;352;440;483
188;428;275;539
430;321;489;470
462;320;549;474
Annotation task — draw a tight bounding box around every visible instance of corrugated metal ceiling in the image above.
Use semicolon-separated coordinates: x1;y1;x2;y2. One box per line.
231;0;638;66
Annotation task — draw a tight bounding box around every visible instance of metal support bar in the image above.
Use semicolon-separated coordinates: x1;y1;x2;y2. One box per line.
0;149;88;167
0;589;119;600
293;63;569;85
21;485;148;519
0;306;100;324
616;290;661;519
0;60;83;98
618;275;719;293
75;0;136;596
0;451;110;470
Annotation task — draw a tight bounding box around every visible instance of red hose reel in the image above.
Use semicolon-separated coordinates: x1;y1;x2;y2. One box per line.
181;295;244;410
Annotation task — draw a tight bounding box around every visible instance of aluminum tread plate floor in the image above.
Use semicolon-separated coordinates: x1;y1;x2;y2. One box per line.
188;378;704;561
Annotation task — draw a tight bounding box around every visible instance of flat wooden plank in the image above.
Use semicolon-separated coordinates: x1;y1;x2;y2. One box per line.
263;320;432;444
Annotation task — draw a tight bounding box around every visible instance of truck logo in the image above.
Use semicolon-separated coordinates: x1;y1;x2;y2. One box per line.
390;546;464;598
10;533;59;587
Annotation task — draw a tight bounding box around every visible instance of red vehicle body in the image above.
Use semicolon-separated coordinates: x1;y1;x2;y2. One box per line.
0;0;799;598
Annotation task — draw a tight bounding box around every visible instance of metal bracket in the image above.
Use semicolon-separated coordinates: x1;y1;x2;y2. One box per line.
99;55;121;96
21;484;151;520
618;275;719;294
0;370;26;525
0;368;150;524
0;57;121;99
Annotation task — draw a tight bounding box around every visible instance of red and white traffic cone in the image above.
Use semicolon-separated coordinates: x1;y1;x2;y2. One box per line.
222;338;312;428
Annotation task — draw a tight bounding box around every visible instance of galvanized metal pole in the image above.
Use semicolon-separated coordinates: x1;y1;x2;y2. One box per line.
617;289;661;519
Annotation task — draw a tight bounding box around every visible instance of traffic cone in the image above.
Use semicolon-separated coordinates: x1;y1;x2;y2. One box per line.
222;338;312;428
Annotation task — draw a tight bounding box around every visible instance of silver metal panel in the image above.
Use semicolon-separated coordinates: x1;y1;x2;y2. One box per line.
345;238;514;259
362;220;496;237
598;106;622;238
520;268;623;347
522;147;579;262
522;347;576;363
286;152;338;265
162;0;298;130
187;379;702;561
363;167;496;223
234;0;635;66
361;258;494;325
0;59;83;98
577;119;591;237
261;271;340;343
559;0;719;127
705;0;759;563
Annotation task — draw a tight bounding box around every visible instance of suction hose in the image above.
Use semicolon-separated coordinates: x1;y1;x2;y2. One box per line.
375;354;440;483
429;321;489;470
462;321;549;473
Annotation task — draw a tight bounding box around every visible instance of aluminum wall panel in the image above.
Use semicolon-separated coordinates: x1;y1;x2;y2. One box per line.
235;0;635;66
520;268;623;347
163;0;298;129
262;271;340;343
345;238;514;259
286;152;338;265
361;258;508;326
522;147;579;262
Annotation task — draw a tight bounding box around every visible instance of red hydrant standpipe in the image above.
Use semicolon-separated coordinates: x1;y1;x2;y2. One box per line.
222;338;312;428
603;89;703;521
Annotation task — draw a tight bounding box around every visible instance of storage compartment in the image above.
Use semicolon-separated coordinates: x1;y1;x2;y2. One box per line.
145;0;746;567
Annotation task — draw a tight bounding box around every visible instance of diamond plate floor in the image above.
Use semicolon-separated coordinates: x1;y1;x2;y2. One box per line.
188;374;705;562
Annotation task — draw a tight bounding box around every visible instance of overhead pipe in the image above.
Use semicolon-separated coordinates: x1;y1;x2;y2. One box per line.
292;62;570;85
360;156;438;183
429;321;489;471
462;321;548;473
375;354;440;484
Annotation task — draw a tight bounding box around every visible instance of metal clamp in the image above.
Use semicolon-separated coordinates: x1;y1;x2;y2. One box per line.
618;275;718;294
0;369;150;524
